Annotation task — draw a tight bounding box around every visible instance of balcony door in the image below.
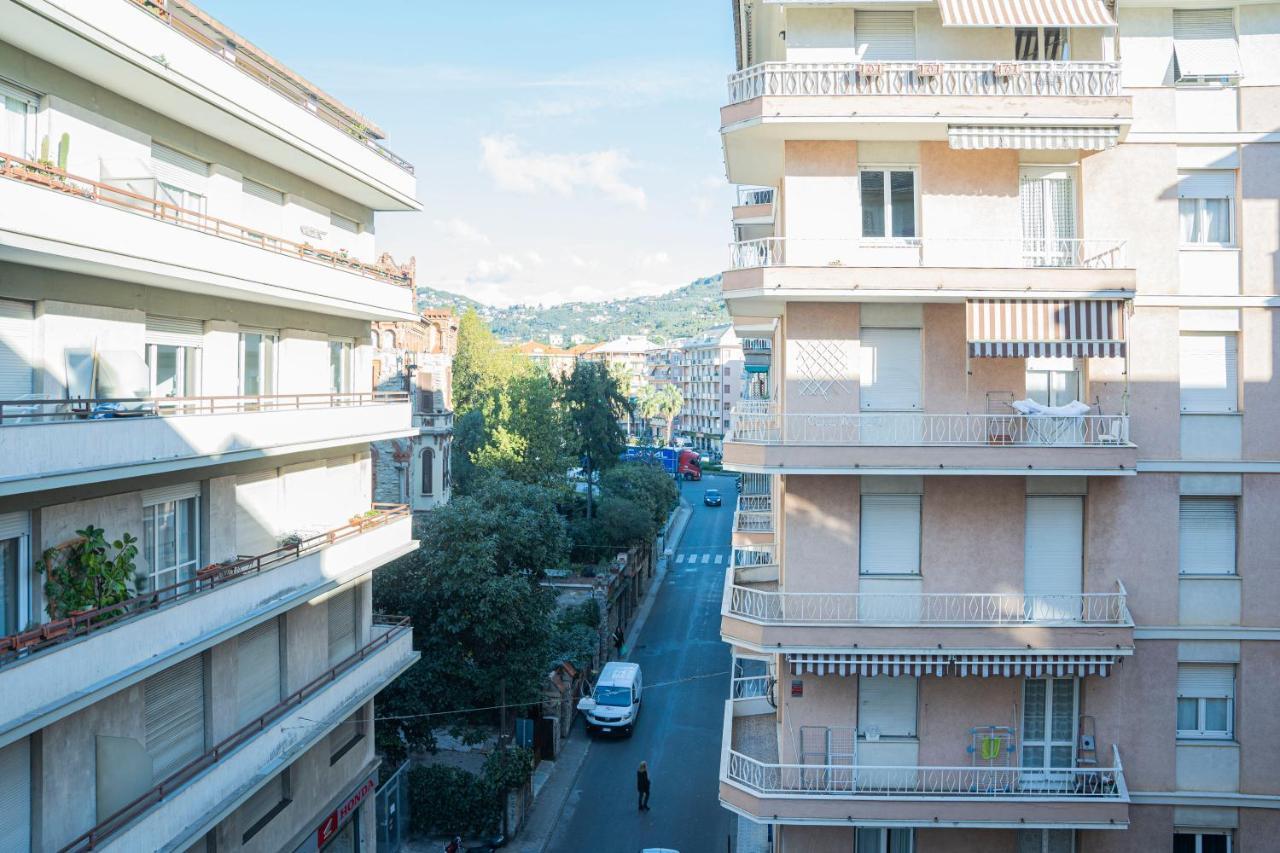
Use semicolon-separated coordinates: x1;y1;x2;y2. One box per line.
1021;168;1077;267
1024;496;1083;621
1021;677;1078;790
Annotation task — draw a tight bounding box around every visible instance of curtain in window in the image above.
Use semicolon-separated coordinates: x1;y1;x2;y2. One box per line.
861;171;885;237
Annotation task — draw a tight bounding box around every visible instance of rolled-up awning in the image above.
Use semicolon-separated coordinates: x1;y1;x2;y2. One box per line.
967;298;1127;358
938;0;1116;27
949;125;1120;151
787;652;1121;677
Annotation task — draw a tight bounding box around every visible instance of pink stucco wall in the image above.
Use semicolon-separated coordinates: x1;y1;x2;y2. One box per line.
784;301;860;417
1086;640;1178;791
1242;308;1280;459
782;475;857;593
918;143;1020;244
1238;640;1280;793
1085;475;1180;624
1082;804;1173;853
920;477;1025;594
1241;143;1280;297
1240;474;1280;626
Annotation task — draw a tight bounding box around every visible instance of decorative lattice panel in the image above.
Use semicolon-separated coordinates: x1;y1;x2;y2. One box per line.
792;339;851;397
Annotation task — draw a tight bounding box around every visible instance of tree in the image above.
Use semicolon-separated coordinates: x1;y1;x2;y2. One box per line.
637;384;683;445
453;309;530;418
600;461;679;534
559;361;628;519
470;372;565;486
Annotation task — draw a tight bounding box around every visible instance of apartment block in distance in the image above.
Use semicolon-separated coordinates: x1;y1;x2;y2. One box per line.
678;324;744;457
0;0;422;850
718;2;1279;852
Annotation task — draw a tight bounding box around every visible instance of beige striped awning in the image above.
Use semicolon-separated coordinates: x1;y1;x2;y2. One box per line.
967;299;1128;358
949;125;1121;151
787;652;1121;677
938;0;1116;27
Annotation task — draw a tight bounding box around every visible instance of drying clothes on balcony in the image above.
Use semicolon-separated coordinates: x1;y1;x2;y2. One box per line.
1011;399;1091;417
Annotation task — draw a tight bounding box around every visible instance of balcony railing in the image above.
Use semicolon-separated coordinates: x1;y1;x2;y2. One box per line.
125;0;414;174
738;494;772;513
727;578;1131;626
414;410;455;430
0;504;409;662
741;338;773;354
731;404;1131;448
729;237;1128;271
734;511;773;533
0;390;408;425
0;151;414;286
727;61;1121;104
60;614;412;853
737;186;775;206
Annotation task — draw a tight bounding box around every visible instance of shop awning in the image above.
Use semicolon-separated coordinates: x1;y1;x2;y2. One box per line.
966;298;1128;358
948;125;1120;151
938;0;1116;27
787;652;1121;677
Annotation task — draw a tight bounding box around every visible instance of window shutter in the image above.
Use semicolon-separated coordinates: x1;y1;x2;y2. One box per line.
0;299;33;400
328;589;357;666
0;738;30;853
141;482;201;506
235;469;280;556
1024;496;1084;605
857;675;917;737
242;178;284;206
860;494;921;574
0;511;28;541
1178;171;1235;200
1179;333;1238;412
1172;9;1241;78
144;656;206;779
856;11;916;61
1179;497;1236;575
145;316;205;349
1177;663;1234;699
860;328;921;411
151;142;209;192
240;772;285;842
236;620;281;727
330;212;359;234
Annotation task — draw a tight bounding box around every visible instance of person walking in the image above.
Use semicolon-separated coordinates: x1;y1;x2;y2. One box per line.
636;760;651;811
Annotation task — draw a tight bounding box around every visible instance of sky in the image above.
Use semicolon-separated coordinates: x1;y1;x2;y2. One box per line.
198;0;738;307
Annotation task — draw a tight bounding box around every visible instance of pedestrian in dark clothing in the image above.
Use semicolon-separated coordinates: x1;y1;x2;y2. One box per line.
637;760;651;811
612;626;625;655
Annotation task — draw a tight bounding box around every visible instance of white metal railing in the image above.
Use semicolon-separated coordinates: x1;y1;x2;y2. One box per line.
728;237;1128;271
741;337;773;354
737;186;775;207
735;511;773;533
727;580;1131;626
725;743;1127;800
738;494;772;513
727;61;1121;104
730;406;1131;448
732;544;776;567
732;675;774;700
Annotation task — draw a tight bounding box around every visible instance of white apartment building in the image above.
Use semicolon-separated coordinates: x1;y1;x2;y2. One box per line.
718;2;1280;853
0;1;420;850
677;324;744;456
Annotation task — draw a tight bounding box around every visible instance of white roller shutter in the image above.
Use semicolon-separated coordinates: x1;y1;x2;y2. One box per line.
330;212;359;234
0;510;28;540
1177;663;1234;699
1024;496;1083;619
0;299;33;400
242;178;284;236
236;619;281;727
141;482;201;506
235;469;280;556
860;494;921;575
856;12;916;61
151;142;209;193
1178;171;1235;200
1172;9;1241;78
144;656;206;779
858;675;917;737
1179;497;1236;575
860;328;921;411
328;588;357;666
145;316;205;349
1179;333;1238;412
0;738;30;853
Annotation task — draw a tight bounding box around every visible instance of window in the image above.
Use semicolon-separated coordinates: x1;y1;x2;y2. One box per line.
855;11;916;61
860;169;917;239
857;675;917;737
1;80;39;160
857;828;913;853
240;770;290;844
1178;171;1235;245
860;494;921;575
0;513;26;636
327;588;357;666
1177;664;1234;739
1174;832;1231;853
1015;28;1069;61
1179;497;1237;575
859;328;922;411
441;443;451;491
238;330;277;396
151;143;209;220
1021;168;1077;266
329;707;365;765
330;212;360;234
1172;9;1241;82
236;619;281;727
1026;357;1081;407
1179;333;1238;412
145;316;203;398
329;339;352;394
421;448;434;497
141;490;200;593
242;178;284;236
0;737;30;853
1018;829;1074;853
144;656;206;779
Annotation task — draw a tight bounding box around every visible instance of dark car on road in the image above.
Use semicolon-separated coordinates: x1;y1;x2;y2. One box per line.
703;489;722;507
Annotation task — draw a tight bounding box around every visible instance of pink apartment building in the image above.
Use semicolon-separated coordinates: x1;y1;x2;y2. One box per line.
718;2;1279;853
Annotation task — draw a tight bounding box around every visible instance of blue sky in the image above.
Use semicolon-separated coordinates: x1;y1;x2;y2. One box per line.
200;0;737;306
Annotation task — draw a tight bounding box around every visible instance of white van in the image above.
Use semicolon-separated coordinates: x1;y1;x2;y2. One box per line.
578;661;643;736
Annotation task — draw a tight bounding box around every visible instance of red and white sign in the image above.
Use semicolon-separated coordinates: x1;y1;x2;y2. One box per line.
316;774;376;848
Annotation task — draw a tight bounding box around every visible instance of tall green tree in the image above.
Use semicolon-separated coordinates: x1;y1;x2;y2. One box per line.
637;384;683;445
453;309;530;418
559;361;628;518
471;372;565;485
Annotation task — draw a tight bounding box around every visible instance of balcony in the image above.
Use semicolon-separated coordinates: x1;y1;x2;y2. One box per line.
726;404;1136;476
61;616;418;852
733;187;775;226
0;392;414;496
0;506;415;743
415;410;455;434
733;494;773;544
721;567;1134;656
721;700;1130;829
724;237;1134;305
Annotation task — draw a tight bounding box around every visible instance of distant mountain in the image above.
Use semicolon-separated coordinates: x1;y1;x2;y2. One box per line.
416;276;728;344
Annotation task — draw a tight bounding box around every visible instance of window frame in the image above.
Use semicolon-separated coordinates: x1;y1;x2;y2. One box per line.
238;329;278;397
1014;27;1071;61
146;342;202;398
1177;495;1238;576
1;78;41;160
1177;169;1236;248
420;447;435;497
1174;831;1233;853
240;769;292;844
858;166;920;242
856;827;915;853
328;339;353;395
329;707;366;766
141;494;201;594
1171;8;1241;85
1176;664;1235;740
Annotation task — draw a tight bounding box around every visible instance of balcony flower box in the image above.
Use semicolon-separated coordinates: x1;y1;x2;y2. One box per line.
916;63;943;77
859;63;884;78
994;62;1019;78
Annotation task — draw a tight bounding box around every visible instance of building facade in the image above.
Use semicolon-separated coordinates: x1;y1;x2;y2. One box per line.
718;3;1279;853
371;310;458;517
677;324;743;457
0;1;420;850
516;340;576;378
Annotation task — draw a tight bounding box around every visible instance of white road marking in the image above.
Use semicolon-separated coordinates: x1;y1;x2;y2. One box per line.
714;554;724;564
675;553;685;564
701;553;710;564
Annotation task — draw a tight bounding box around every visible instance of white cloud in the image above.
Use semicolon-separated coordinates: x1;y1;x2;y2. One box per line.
640;251;670;267
432;217;490;244
525;251;546;266
568;254;589;268
466;254;525;284
480;136;647;209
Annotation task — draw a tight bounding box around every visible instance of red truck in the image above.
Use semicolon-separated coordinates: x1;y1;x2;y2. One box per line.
676;448;702;481
621;446;702;480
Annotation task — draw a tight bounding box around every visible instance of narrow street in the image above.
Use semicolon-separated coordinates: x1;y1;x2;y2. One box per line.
546;473;736;853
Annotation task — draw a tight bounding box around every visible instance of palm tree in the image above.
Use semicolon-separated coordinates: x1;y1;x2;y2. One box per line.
648;385;684;445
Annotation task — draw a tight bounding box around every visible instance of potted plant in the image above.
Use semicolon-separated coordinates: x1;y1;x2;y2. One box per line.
36;525;139;622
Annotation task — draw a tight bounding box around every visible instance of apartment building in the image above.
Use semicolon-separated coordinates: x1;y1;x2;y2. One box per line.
371;310;458;517
0;1;421;850
678;324;744;456
515;340;577;377
718;3;1279;852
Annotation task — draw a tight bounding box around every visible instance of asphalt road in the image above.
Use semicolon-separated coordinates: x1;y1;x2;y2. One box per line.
546;472;737;853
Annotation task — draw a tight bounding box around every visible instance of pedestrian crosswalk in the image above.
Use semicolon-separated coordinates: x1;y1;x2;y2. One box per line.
672;550;726;570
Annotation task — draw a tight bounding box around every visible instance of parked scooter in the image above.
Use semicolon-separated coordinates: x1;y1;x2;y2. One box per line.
444;835;506;853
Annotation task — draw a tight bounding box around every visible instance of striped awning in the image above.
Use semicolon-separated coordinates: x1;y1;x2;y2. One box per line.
787;652;1120;677
967;298;1128;358
949;125;1120;151
938;0;1116;27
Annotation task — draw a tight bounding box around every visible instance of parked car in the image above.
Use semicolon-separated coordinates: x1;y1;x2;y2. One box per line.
577;661;643;736
703;489;722;507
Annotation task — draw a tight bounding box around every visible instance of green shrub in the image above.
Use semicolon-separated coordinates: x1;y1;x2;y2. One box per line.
408;764;498;837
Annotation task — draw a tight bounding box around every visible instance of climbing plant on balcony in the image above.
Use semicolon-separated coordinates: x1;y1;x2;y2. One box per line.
36;525;139;619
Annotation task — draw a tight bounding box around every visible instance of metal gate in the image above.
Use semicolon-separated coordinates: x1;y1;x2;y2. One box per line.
375;761;410;853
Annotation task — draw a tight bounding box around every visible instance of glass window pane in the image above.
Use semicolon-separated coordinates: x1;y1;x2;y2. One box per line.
1177;698;1199;731
861;171;885;238
152;345;179;397
1027;372;1050;406
242;334;262;395
1043;28;1068;61
1201;835;1229;853
1024;680;1047;740
1204;198;1230;243
1015;28;1039;60
890;172;916;238
1050;681;1074;740
1204;698;1230;732
856;828;882;853
1023;744;1045;768
1050;745;1073;768
157;502;177;577
178;497;199;569
1180;199;1201;243
0;537;19;634
888;828;912;853
1173;835;1196;853
142;506;156;591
